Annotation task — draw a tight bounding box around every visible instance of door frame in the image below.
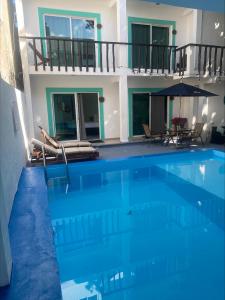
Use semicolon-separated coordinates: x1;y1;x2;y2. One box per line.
128;87;173;138
46;87;105;140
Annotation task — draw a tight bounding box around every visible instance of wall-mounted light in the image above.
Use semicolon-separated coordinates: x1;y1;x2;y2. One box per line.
99;96;105;103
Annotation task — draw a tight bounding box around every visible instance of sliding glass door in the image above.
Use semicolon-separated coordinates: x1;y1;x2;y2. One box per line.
52;93;99;141
45;15;96;67
132;23;169;69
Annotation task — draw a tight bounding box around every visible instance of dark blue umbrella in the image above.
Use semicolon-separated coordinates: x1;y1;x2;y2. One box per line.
151;83;218;97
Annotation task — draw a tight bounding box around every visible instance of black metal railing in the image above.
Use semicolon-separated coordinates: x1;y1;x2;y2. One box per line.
176;43;225;77
21;36;177;74
21;37;225;77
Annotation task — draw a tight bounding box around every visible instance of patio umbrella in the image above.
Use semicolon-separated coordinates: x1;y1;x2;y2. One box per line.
151;83;218;97
151;82;218;120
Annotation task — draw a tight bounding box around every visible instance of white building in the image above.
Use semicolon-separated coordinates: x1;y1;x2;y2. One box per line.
15;0;225;144
0;0;224;290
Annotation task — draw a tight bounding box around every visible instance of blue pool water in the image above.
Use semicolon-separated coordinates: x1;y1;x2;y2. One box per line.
47;150;225;300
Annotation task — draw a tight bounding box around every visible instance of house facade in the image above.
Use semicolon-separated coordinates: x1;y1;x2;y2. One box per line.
16;0;225;144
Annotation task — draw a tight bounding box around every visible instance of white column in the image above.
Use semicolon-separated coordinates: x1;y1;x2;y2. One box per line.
117;0;128;69
117;0;129;142
119;75;129;142
15;0;34;144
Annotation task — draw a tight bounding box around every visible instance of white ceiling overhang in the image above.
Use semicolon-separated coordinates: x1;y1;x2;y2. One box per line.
140;0;225;13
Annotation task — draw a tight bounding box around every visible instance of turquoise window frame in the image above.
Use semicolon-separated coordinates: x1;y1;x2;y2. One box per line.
38;7;102;65
128;17;176;68
46;87;105;140
128;88;173;137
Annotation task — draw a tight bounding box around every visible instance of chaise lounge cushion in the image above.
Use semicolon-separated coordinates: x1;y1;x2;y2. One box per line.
32;138;98;158
61;141;92;148
32;138;58;155
39;126;91;148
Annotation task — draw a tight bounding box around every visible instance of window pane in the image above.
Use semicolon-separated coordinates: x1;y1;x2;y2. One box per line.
71;19;95;39
132;24;150;69
152;26;169;69
53;94;77;140
45;16;71;66
45;15;70;37
72;19;95;67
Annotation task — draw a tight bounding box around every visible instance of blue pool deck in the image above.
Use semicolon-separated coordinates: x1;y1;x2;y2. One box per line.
0;168;62;300
0;145;224;300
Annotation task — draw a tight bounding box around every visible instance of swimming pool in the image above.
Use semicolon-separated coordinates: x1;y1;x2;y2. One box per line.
47;149;224;300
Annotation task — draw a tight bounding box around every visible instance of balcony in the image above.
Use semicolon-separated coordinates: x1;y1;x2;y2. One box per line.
22;36;225;78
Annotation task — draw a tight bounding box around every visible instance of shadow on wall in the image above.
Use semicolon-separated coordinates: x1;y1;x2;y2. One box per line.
0;78;29;288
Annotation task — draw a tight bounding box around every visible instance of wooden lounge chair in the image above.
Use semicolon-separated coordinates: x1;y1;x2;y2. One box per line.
28;42;50;66
31;138;99;162
39;126;91;148
142;124;165;142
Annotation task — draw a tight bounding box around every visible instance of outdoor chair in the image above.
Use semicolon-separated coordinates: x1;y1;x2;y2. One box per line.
31;138;99;162
176;122;204;146
188;122;204;144
39;126;91;148
142;124;165;142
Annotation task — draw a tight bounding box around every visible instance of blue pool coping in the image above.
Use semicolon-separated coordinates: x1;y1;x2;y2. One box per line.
0;148;224;300
0;168;62;300
47;148;225;174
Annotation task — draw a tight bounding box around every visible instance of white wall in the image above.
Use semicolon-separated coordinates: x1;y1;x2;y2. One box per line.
30;75;120;139
201;11;225;45
21;0;198;48
22;0;117;41
0;78;27;286
172;79;225;137
127;1;196;46
203;82;225;129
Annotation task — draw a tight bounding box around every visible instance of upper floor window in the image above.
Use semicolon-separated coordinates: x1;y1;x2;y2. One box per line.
44;15;96;67
44;15;95;40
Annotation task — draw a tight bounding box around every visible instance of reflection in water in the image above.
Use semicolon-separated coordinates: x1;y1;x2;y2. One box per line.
48;162;224;300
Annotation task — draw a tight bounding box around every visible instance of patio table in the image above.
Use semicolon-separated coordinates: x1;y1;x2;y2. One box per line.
165;128;192;146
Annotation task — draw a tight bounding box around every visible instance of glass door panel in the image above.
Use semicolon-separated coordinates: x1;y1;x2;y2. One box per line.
77;93;99;141
152;26;169;69
53;94;78;140
45;15;72;66
151;96;167;134
72;19;95;67
133;93;149;136
132;24;150;69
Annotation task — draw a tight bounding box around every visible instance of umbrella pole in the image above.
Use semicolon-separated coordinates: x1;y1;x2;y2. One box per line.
179;96;181;119
177;96;182;147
